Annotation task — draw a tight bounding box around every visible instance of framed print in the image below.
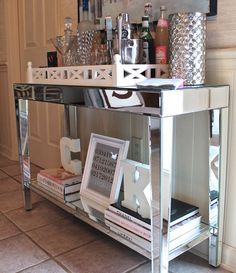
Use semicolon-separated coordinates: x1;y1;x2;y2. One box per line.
80;133;129;207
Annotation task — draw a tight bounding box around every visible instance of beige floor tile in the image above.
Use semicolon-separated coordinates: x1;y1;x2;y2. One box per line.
0;233;49;273
27;216;101;256
0;177;21;193
0;163;21;176
0;170;8;179
0;213;21;240
56;238;147;273
18;260;68;273
169;252;233;273
6;200;70;231
12;174;22;183
0;189;43;213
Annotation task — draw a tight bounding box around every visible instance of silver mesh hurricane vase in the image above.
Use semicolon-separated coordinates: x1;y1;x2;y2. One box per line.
169;12;206;85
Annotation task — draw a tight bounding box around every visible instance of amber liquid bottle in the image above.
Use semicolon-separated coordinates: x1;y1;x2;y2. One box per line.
155;6;169;64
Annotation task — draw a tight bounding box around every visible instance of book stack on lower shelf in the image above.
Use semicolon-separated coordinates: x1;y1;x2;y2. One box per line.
36;167;82;203
169;199;201;251
104;198;202;253
105;202;152;252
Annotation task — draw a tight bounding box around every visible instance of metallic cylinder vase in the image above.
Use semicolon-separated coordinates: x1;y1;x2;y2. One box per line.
169;12;206;86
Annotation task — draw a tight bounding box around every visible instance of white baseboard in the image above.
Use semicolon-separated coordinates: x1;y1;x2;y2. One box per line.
222;244;236;272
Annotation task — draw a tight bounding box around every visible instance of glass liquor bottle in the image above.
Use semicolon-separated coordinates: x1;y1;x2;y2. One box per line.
144;2;155;37
155;5;169;64
77;0;95;65
140;16;155;64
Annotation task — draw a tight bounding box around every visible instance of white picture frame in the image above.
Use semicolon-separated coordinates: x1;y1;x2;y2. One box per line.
80;133;129;208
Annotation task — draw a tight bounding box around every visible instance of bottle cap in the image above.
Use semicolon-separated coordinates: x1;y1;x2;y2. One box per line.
121;13;129;23
160;5;166;11
64;17;72;30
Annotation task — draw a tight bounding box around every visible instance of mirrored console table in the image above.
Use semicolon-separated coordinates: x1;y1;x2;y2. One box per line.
14;83;229;273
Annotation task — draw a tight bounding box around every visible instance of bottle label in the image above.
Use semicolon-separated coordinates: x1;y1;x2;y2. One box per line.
82;0;89;11
140;31;148;39
157;18;168;27
155;45;168;64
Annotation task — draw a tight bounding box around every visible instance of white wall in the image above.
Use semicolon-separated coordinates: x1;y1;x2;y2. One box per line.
206;48;236;272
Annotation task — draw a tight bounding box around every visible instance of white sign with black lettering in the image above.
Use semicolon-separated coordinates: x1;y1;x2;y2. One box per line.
80;133;129;207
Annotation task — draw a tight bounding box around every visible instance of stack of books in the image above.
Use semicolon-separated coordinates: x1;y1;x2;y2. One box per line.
105;202;151;251
169;199;201;251
36;167;82;203
105;198;201;252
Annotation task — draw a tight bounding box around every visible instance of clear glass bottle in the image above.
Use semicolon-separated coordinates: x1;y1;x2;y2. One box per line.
121;13;133;39
105;16;114;64
140;16;155;64
155;5;169;64
77;0;95;33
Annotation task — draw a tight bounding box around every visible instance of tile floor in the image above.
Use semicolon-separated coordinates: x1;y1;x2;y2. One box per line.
0;155;233;273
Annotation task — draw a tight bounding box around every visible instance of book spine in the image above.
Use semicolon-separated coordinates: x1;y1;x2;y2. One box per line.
169;225;202;251
37;174;64;195
64;183;81;195
37;180;64;199
105;220;151;252
170;216;201;241
64;192;80;202
108;205;151;230
105;210;151;241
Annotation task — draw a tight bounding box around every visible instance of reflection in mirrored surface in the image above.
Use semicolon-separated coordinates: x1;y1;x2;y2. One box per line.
16;98;32;210
209;109;220;229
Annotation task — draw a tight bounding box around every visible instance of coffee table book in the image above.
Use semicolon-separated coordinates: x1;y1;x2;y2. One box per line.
36;167;82;202
104;209;151;241
105;219;151;252
39;167;82;184
108;202;151;230
170;199;199;226
169;214;202;241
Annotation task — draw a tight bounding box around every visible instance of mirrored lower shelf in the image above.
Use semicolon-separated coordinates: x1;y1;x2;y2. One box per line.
30;181;211;261
30;181;151;259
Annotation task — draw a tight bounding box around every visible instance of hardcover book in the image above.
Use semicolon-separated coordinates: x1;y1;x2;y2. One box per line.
39;167;82;185
105;219;151;252
169;224;204;251
37;173;81;195
109;202;151;230
36;180;80;202
104;209;151;241
170;214;202;241
171;199;199;226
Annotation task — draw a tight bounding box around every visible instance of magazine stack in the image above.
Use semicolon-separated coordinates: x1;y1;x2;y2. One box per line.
105;198;202;252
36;167;82;203
105;202;151;252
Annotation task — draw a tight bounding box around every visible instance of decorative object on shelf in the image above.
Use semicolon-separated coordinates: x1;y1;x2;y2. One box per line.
26;60;168;87
80;133;129;208
168;12;206;86
60;137;82;175
121;159;151;219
